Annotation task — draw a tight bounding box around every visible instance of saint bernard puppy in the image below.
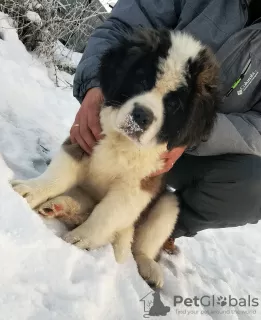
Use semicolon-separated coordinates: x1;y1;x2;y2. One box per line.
12;28;219;288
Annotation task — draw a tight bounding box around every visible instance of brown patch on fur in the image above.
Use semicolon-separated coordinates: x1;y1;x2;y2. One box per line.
162;238;180;255
197;48;219;97
140;175;163;195
135;179;165;230
62;137;86;161
179;47;220;147
134;195;159;230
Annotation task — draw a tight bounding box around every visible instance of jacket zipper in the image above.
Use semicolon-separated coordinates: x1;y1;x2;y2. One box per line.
225;58;252;97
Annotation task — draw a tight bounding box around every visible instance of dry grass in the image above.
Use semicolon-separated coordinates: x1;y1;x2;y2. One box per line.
0;0;108;56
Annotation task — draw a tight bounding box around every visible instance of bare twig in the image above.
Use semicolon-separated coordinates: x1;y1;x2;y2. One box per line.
0;0;108;61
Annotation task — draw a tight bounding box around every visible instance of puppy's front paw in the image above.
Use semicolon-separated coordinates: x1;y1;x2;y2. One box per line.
112;228;133;264
63;224;103;250
135;254;164;288
11;179;47;209
112;242;131;264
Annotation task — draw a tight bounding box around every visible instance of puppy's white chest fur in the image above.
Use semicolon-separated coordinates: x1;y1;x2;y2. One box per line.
78;132;164;201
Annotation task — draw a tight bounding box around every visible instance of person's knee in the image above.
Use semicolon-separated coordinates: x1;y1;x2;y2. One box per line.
226;154;261;182
200;154;261;225
228;155;261;214
173;154;261;237
236;156;261;224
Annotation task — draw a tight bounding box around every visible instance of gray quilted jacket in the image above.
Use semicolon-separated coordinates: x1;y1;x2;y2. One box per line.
73;0;261;157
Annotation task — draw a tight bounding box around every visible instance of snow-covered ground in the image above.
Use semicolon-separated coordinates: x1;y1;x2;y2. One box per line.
99;0;115;12
0;12;260;320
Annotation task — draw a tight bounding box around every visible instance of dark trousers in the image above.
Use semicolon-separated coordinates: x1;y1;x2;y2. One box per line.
166;154;261;238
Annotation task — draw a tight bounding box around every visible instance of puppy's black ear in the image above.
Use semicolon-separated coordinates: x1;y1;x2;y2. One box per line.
182;48;220;147
162;47;220;151
98;30;145;104
192;48;220;98
98;28;171;106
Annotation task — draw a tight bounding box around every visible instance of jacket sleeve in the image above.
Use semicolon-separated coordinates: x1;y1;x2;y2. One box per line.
188;102;261;156
73;0;181;103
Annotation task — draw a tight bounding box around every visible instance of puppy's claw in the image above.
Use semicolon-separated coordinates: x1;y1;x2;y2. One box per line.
63;225;108;250
63;232;81;244
63;233;91;249
74;240;90;249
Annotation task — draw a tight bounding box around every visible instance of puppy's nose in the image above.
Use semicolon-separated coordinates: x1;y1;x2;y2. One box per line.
132;103;153;129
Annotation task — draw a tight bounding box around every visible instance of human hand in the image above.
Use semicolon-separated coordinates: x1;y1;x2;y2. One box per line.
151;146;186;177
70;87;104;154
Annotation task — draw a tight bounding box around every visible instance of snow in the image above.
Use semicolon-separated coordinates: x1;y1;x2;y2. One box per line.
53;41;82;73
99;0;115;12
28;0;43;11
0;11;261;320
26;11;42;26
120;114;144;135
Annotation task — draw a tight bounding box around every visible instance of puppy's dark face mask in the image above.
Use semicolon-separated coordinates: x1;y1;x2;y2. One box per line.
99;29;220;149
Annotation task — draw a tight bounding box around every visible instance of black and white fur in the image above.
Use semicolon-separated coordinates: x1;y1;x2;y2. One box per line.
12;29;219;288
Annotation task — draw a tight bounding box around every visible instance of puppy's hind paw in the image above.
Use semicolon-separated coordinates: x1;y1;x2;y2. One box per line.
37;198;66;218
112;243;131;264
135;254;164;288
